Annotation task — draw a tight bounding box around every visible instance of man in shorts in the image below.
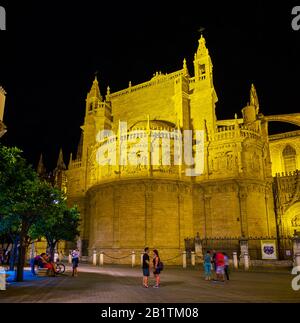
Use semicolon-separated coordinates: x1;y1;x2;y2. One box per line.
142;247;150;288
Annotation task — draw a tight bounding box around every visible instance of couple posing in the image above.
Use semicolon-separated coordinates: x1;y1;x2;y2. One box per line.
142;247;161;288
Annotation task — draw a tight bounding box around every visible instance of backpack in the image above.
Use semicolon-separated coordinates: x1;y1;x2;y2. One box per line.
158;261;164;271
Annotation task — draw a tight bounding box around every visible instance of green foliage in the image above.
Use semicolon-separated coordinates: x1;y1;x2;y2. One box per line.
0;143;80;245
0;144;80;280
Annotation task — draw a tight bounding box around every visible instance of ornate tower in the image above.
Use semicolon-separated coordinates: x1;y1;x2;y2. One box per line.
173;58;191;131
37;153;47;180
81;77;113;168
190;35;218;138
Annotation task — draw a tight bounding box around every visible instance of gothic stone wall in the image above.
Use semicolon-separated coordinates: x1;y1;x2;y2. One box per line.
193;181;276;239
85;179;193;264
110;78;177;133
83;179;277;264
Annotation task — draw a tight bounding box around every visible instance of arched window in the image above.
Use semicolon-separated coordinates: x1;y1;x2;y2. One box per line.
283;145;297;173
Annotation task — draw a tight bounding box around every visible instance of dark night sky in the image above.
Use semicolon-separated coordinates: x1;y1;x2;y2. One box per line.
0;1;300;171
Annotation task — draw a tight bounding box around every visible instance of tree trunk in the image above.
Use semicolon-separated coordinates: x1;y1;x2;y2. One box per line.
16;223;29;282
16;238;27;282
48;241;57;262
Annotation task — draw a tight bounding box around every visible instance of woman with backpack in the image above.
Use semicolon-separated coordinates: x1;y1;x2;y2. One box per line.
153;249;161;288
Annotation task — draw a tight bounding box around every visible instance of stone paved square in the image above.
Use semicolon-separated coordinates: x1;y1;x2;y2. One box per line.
0;264;299;303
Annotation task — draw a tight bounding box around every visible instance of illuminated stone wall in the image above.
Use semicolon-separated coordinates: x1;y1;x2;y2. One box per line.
65;36;282;262
269;131;300;176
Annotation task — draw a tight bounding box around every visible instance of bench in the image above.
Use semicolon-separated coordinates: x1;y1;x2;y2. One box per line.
37;268;49;277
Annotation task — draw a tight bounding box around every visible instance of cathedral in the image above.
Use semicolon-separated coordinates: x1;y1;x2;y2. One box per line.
45;35;299;262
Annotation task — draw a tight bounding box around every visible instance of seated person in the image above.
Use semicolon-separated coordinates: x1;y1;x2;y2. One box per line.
31;255;40;275
40;253;56;276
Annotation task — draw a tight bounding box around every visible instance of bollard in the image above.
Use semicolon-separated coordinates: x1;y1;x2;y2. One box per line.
0;267;6;291
183;251;187;269
233;252;238;269
132;251;136;268
295;253;300;267
93;250;97;266
54;251;59;263
100;252;104;266
68;253;72;264
244;252;249;271
191;251;195;267
141;253;144;268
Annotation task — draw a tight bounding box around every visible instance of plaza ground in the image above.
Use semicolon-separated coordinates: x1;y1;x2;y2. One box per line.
0;264;299;303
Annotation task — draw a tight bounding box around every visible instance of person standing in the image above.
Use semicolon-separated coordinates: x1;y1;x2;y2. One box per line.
142;247;150;288
203;251;212;281
71;249;80;277
223;252;230;281
152;249;161;288
215;251;225;282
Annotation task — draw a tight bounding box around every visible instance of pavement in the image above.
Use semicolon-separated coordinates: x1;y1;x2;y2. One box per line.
0;264;299;303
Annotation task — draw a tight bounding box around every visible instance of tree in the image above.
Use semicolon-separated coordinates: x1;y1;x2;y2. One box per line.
0;145;58;281
30;193;80;261
0;144;80;281
0;145;39;280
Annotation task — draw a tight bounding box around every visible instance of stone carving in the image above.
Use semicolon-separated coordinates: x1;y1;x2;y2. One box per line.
292;216;300;227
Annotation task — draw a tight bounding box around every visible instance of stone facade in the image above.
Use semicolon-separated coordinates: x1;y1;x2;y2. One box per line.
62;35;298;262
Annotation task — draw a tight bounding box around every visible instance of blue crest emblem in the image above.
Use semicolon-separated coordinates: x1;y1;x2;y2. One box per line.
263;246;274;255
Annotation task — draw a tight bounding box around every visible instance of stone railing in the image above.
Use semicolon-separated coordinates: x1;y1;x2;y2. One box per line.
87;101;111;115
188;77;195;85
110;70;184;99
213;125;261;141
269;130;300;141
69;160;82;169
275;170;299;177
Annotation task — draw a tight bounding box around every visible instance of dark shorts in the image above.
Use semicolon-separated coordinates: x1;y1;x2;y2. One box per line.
143;268;150;276
153;269;160;275
72;258;79;268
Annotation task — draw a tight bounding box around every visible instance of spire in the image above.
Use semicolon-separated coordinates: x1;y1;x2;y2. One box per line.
37;153;46;175
56;148;66;170
68;153;73;168
183;58;189;77
250;83;259;113
193;34;214;85
87;75;102;101
105;86;111;101
76;132;83;160
196;34;209;58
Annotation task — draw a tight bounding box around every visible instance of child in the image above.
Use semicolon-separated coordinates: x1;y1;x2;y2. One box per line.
203;251;212;281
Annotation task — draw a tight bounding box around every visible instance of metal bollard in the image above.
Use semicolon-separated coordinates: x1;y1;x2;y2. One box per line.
0;267;6;291
100;252;104;266
191;251;195;267
93;250;97;266
131;251;136;268
183;251;187;269
244;252;249;271
233;251;238;269
54;251;59;263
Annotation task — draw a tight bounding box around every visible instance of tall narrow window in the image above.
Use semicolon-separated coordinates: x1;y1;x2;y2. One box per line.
200;64;206;80
283;145;297;173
